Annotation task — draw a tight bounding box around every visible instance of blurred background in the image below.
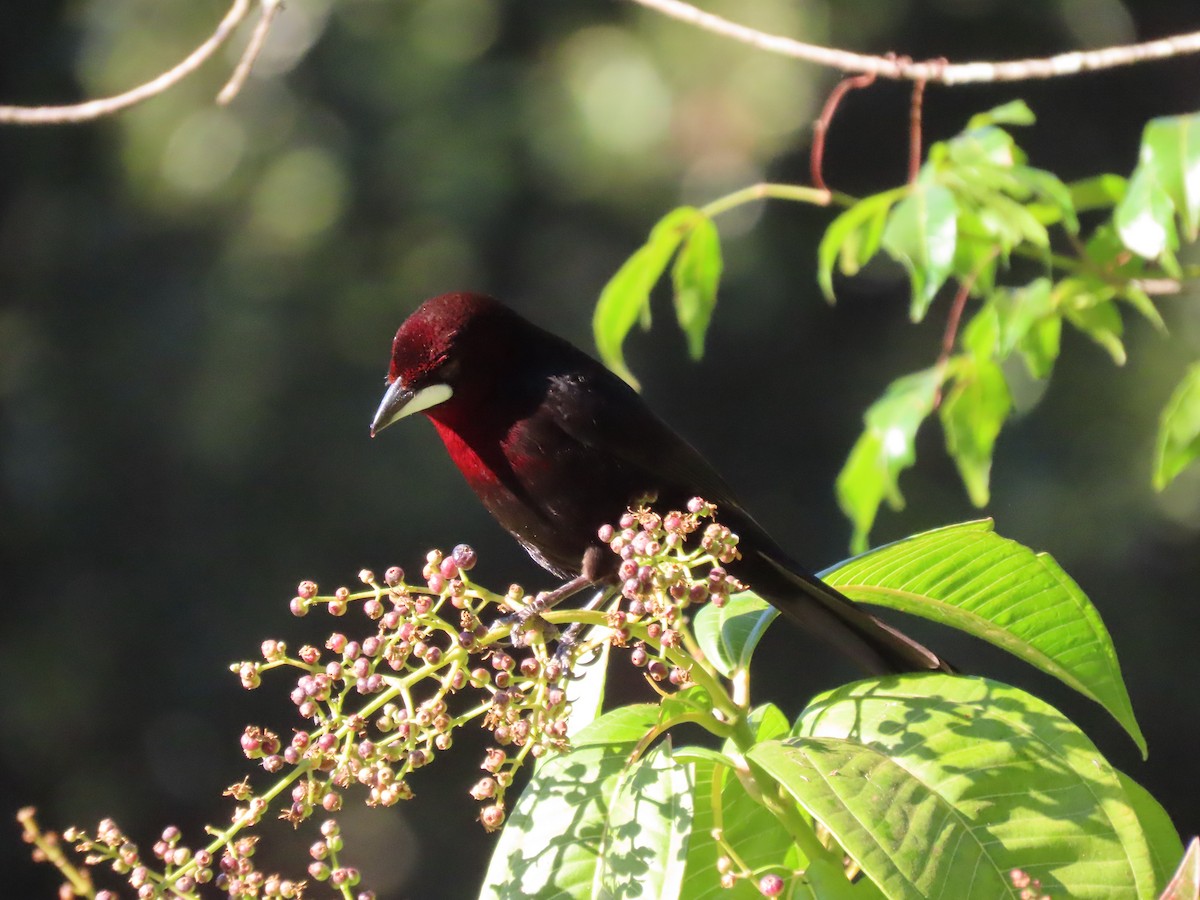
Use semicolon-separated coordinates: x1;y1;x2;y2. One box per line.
3;0;1199;896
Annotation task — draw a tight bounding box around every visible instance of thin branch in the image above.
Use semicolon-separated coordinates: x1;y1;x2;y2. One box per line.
218;0;285;105
933;248;998;409
810;70;877;192
0;0;260;125
627;0;1200;84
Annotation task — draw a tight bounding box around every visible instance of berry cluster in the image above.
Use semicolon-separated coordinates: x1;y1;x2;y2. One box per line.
598;498;746;688
21;500;751;898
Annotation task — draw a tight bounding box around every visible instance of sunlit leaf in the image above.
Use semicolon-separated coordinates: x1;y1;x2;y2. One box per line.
671;214;723;360
1119;283;1168;332
775;675;1157;899
1065;296;1126;365
1017;314;1061;379
820;520;1146;754
817;189;904;302
480;705;663;899
1153;362;1200;490
882;181;959;321
1115;164;1177;260
682;707;800;900
593;207;701;390
1013;164;1079;232
1140;113;1200;240
693;592;777;678
940;355;1011;506
991;277;1053;357
967;98;1036;130
597;741;693;900
1070;173;1127;211
836;368;943;552
1115;770;1184;892
947;124;1021;170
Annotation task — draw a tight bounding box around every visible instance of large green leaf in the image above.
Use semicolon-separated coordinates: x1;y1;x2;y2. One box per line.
671;214;723;360
1153;362;1200;490
763;675;1158;899
593;207;700;389
836;368;943;553
1115;770;1184;891
678;706;802;900
819;520;1146;755
1139;113;1200;241
881;181;959;321
479;705;663;899
596;741;693;899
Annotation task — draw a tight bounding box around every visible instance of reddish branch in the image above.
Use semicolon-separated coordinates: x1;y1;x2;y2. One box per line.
810;71;877;192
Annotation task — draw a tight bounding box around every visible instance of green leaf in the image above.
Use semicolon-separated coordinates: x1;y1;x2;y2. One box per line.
1153;362;1200;490
671;214;723;360
940;356;1012;506
775;675;1158;900
967;98;1036;130
1017;314;1061;380
1140;113;1200;241
817;189;905;302
947;125;1022;171
1115;770;1184;892
820;520;1146;755
962;303;1000;358
684;740;801;899
991;277;1054;358
1120;284;1167;333
1065;296;1126;365
1160;838;1200;900
1115;164;1178;260
480;705;663;899
882;182;958;321
1069;173;1126;211
836;368;944;552
1012;165;1079;233
693;592;778;678
596;741;693;900
593;207;701;390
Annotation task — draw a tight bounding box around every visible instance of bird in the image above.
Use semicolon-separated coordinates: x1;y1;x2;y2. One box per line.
370;292;949;674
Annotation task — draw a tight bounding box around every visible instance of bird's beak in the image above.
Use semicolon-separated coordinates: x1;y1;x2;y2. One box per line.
370;379;454;437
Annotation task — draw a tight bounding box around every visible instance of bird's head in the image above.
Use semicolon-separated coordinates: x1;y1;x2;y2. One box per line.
370;292;509;437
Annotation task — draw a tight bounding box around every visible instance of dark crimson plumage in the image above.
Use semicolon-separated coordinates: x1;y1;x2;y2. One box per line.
371;292;947;674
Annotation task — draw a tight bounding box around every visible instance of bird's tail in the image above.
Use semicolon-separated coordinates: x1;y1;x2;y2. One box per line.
752;551;953;675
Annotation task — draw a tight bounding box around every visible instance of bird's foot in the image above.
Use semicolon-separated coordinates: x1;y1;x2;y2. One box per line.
495;574;594;643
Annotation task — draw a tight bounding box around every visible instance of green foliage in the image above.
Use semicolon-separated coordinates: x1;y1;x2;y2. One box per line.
824;105;1200;547
1153;362;1200;491
478;519;1176;899
594;101;1200;548
781;676;1161;900
593;206;724;389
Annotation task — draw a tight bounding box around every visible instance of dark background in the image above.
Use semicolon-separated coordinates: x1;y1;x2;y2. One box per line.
3;1;1199;896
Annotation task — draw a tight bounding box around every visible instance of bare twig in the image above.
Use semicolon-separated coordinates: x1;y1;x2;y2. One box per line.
809;70;877;192
628;0;1200;84
0;0;274;125
218;0;285;105
933;248;998;408
907;61;945;184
